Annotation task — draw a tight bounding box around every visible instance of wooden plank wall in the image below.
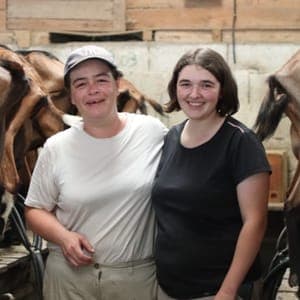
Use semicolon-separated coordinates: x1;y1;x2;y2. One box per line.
0;0;6;30
0;0;299;47
0;0;126;47
7;0;125;32
127;0;300;43
127;0;300;30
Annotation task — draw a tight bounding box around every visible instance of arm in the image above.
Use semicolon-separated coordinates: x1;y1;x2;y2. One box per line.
215;172;270;300
25;206;94;267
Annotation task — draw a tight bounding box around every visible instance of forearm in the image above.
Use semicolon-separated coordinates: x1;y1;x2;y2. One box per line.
25;206;69;247
218;218;267;297
25;206;95;266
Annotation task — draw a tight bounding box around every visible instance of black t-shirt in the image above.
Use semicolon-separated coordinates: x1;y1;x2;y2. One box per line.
151;116;271;299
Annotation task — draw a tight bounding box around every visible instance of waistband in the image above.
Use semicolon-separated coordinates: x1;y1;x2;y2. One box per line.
95;257;154;269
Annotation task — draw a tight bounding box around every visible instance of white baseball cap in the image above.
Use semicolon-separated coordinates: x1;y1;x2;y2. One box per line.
64;45;118;78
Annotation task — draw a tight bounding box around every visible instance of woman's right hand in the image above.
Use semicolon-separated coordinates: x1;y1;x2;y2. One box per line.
60;231;95;267
25;207;95;267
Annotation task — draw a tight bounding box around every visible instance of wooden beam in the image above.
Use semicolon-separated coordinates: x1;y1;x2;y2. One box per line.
0;32;14;44
14;30;31;48
8;0;113;19
126;0;223;9
236;6;300;29
0;10;6;30
211;29;222;42
127;8;232;30
127;0;185;9
113;0;126;35
155;30;214;42
127;3;300;31
31;31;50;46
0;0;6;10
8;0;125;31
8;18;115;32
223;29;300;43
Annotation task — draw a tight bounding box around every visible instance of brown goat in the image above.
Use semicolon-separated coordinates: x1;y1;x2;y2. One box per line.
254;50;300;208
253;49;300;283
0;48;164;194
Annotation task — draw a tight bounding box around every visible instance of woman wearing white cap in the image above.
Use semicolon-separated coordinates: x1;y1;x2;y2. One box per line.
24;45;167;300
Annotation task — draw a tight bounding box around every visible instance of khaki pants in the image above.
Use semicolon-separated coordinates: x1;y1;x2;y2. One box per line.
43;251;157;300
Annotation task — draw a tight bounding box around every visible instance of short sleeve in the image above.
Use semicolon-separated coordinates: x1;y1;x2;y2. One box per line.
230;130;271;184
25;143;59;211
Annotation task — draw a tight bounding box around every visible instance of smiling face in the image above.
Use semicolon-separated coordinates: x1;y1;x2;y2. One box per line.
176;64;221;121
69;59;119;123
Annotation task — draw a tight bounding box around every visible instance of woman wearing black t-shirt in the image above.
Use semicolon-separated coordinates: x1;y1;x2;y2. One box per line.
152;48;271;300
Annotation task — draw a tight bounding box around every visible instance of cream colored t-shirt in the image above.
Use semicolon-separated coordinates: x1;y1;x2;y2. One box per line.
25;113;167;264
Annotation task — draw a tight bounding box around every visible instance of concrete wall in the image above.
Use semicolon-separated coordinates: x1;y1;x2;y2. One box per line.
24;41;300;181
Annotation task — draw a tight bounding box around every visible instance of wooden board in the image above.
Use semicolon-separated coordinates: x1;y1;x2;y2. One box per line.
127;7;232;30
222;29;300;44
155;30;217;42
267;150;288;204
0;0;5;10
126;0;300;31
0;10;6;31
154;29;300;43
127;0;226;9
127;0;298;10
7;0;125;32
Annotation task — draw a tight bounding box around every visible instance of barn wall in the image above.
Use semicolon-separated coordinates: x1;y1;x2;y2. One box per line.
126;0;300;43
0;0;299;47
24;41;298;184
